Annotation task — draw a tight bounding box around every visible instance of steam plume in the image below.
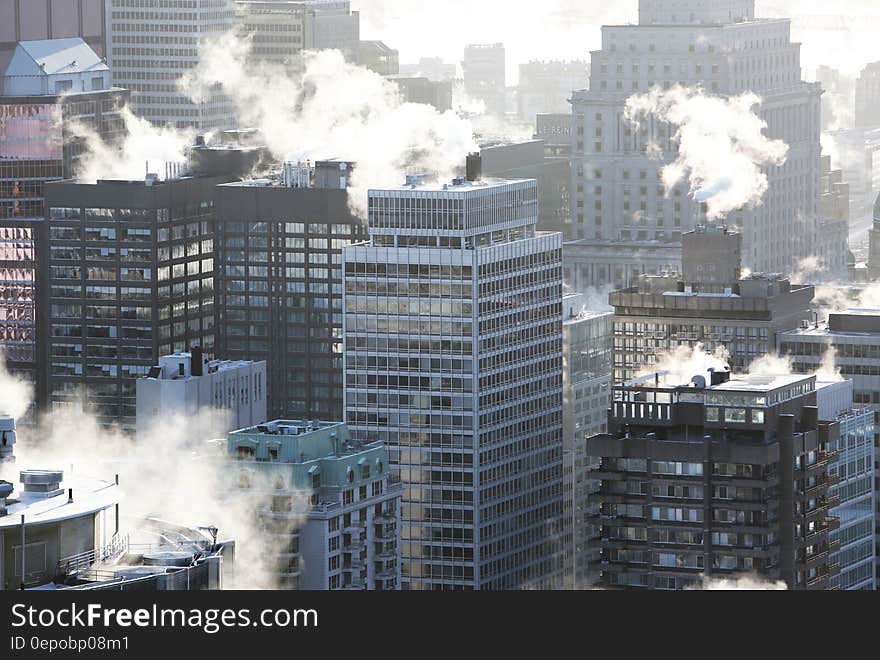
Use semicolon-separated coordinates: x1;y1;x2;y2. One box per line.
0;351;32;421
624;85;789;221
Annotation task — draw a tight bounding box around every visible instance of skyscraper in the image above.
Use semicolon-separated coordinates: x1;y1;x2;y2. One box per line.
570;0;826;284
106;0;237;130
214;159;365;421
587;369;841;590
342;165;564;589
462;43;506;116
0;38;128;416
610;226;814;382
855;61;880;129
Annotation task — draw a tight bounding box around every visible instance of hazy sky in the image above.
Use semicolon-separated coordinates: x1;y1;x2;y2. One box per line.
354;0;880;83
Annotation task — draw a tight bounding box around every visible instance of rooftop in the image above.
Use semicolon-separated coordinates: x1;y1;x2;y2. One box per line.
371;175;533;195
11;38;108;76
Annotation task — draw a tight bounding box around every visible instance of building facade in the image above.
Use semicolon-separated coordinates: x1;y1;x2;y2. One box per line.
41;174;228;428
855;61;880;129
0;0;107;94
586;370;841;590
462;43;506;116
106;0;236;130
343;171;565;590
610;226;813;382
228;420;402;590
136;349;267;439
1;39;128;417
561;293;612;588
214;160;365;421
517;60;588;122
570;0;826;281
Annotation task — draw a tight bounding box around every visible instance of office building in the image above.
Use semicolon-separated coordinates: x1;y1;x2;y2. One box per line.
388;76;452;112
235;1;361;68
571;0;826;282
815;154;849;280
855;61;880;129
586;369;841;590
1;39;128;416
343;167;565;590
136;348;267;439
0;0;106;94
517;60;588;122
106;0;237;130
40;172;230;429
816;380;876;590
214;160;365;421
462;43;506;116
228;420;402;590
824;127;880;224
357;40;398;76
399;57;456;83
779;308;880;583
868;193;880;280
561;293;612;588
610;226;814;382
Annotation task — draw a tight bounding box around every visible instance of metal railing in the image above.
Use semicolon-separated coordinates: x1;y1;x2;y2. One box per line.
57;534;130;576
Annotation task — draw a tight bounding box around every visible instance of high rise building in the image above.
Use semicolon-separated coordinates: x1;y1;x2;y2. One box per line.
0;38;128;416
517;60;589;122
779;308;880;584
342;167;565;590
214;160;365;421
855;62;880;129
586;369;841;590
106;0;237;130
816;379;876;590
462;43;506;117
610;226;814;382
868;193;880;280
570;0;826;283
0;0;107;94
815;154;849;280
235;1;361;69
561;293;612;588
136;348;267;439
40;172;230;429
227;420;402;590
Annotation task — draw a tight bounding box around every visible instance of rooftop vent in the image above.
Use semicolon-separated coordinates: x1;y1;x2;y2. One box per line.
19;470;64;499
0;480;13;517
0;414;16;466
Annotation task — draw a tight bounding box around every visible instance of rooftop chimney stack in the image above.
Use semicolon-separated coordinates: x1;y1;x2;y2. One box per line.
466;152;482;182
191;346;204;377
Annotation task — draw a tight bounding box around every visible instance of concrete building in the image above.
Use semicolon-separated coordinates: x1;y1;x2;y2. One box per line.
816;380;876;590
40;173;231;429
815;154;849;280
1;39;128;417
517;60;588;122
855;62;880;129
388;76;452;112
228;420;402;590
779;308;880;584
343;167;565;590
570;0;826;282
820;127;880;229
867;193;880;280
462;43;505;116
586;369;841;590
561;293;612;588
357;40;398;76
235;0;361;68
214;160;365;421
136;349;267;439
0;0;106;95
106;0;236;130
399;57;456;82
610;226;814;382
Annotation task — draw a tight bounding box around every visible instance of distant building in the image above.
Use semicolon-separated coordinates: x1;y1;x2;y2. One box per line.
399;57;456;82
517;60;588;122
228;420;402;589
106;0;237;130
0;39;128;417
823;127;880;226
587;370;841;590
388;76;452;112
214;160;366;421
0;0;106;95
610;226;814;381
868;193;880;280
462;43;505;116
343;167;565;590
855;62;880;129
41;173;232;429
136;349;267;439
815;154;850;280
357;40;398;76
561;294;612;588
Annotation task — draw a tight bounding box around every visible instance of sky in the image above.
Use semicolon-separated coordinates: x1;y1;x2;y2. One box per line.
353;0;880;83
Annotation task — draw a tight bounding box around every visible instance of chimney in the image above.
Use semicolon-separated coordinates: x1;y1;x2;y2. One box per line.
466;152;482;182
191;346;204;377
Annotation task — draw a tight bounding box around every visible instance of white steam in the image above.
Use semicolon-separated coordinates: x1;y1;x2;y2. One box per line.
688;574;788;590
181;35;477;218
624;86;789;221
71;107;194;182
0;351;32;421
637;343;731;383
